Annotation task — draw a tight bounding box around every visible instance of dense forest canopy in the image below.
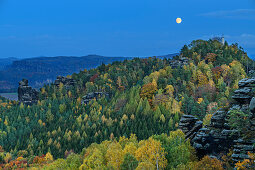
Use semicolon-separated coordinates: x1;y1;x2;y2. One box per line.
0;39;254;169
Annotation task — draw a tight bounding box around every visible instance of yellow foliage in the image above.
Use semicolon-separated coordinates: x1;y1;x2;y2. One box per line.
165;85;174;97
178;156;224;170
68;91;72;98
197;70;208;87
16;156;23;161
4;119;8;126
136;161;155;170
195;156;224;170
81;148;105;169
171;99;181;114
235;152;255;170
41;87;46;95
106;142;124;169
123;142;137;156
38;119;43;126
4;153;11;163
152;79;158;88
59;82;64;91
135;138;167;169
197;98;203;104
45;152;54;161
203;114;213;126
140;83;157;101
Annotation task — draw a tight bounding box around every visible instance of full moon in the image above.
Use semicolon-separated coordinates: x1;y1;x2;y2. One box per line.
176;18;182;24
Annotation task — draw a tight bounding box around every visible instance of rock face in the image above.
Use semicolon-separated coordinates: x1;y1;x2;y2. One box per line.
192;109;238;159
178;115;202;141
179;78;255;162
179;111;237;159
18;79;39;105
82;92;109;104
169;57;189;69
232;139;255;162
54;76;76;89
232;79;255;104
249;97;255;114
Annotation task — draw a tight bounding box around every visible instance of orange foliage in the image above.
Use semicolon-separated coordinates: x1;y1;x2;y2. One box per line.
1;158;28;169
33;155;47;165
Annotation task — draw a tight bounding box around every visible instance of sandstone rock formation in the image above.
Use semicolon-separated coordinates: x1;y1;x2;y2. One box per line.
169;57;189;69
179;78;255;162
82;92;109;105
18;79;39;105
178;115;202;141
54;76;76;89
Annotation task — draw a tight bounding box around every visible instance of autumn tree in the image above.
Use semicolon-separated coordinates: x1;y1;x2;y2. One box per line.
135;138;167;169
140;82;157;104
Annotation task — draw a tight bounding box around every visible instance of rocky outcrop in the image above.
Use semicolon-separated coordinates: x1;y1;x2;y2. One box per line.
179;78;255;162
82;92;109;104
179;111;237;159
230;79;255;162
232;139;255;162
232;78;255;104
191;109;238;159
18;79;39;105
178;115;202;141
54;76;76;89
169;57;189;69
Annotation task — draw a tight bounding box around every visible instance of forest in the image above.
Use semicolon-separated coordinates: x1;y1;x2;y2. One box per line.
0;39;254;169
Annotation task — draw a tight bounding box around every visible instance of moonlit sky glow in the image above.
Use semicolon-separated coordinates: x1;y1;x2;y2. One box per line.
0;0;255;58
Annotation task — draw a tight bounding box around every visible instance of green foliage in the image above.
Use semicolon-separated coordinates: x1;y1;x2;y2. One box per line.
120;153;138;170
66;153;82;170
227;109;255;139
44;158;68;170
152;130;197;169
0;39;252;169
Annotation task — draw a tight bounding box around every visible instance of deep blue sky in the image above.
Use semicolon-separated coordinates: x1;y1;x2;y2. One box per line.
0;0;255;58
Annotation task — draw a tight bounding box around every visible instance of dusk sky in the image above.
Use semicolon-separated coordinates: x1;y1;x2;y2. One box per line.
0;0;255;58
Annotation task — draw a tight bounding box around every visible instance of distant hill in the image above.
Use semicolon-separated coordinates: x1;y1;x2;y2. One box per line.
0;57;18;70
0;55;133;92
0;54;178;92
156;53;179;59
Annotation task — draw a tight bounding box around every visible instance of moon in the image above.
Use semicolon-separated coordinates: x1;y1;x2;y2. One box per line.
176;18;182;24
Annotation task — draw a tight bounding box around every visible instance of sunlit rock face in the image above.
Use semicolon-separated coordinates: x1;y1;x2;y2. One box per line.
179;78;255;162
18;79;39;105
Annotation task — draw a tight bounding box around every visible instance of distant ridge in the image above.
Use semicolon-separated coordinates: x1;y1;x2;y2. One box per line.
0;57;18;70
156;53;179;59
0;53;178;92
